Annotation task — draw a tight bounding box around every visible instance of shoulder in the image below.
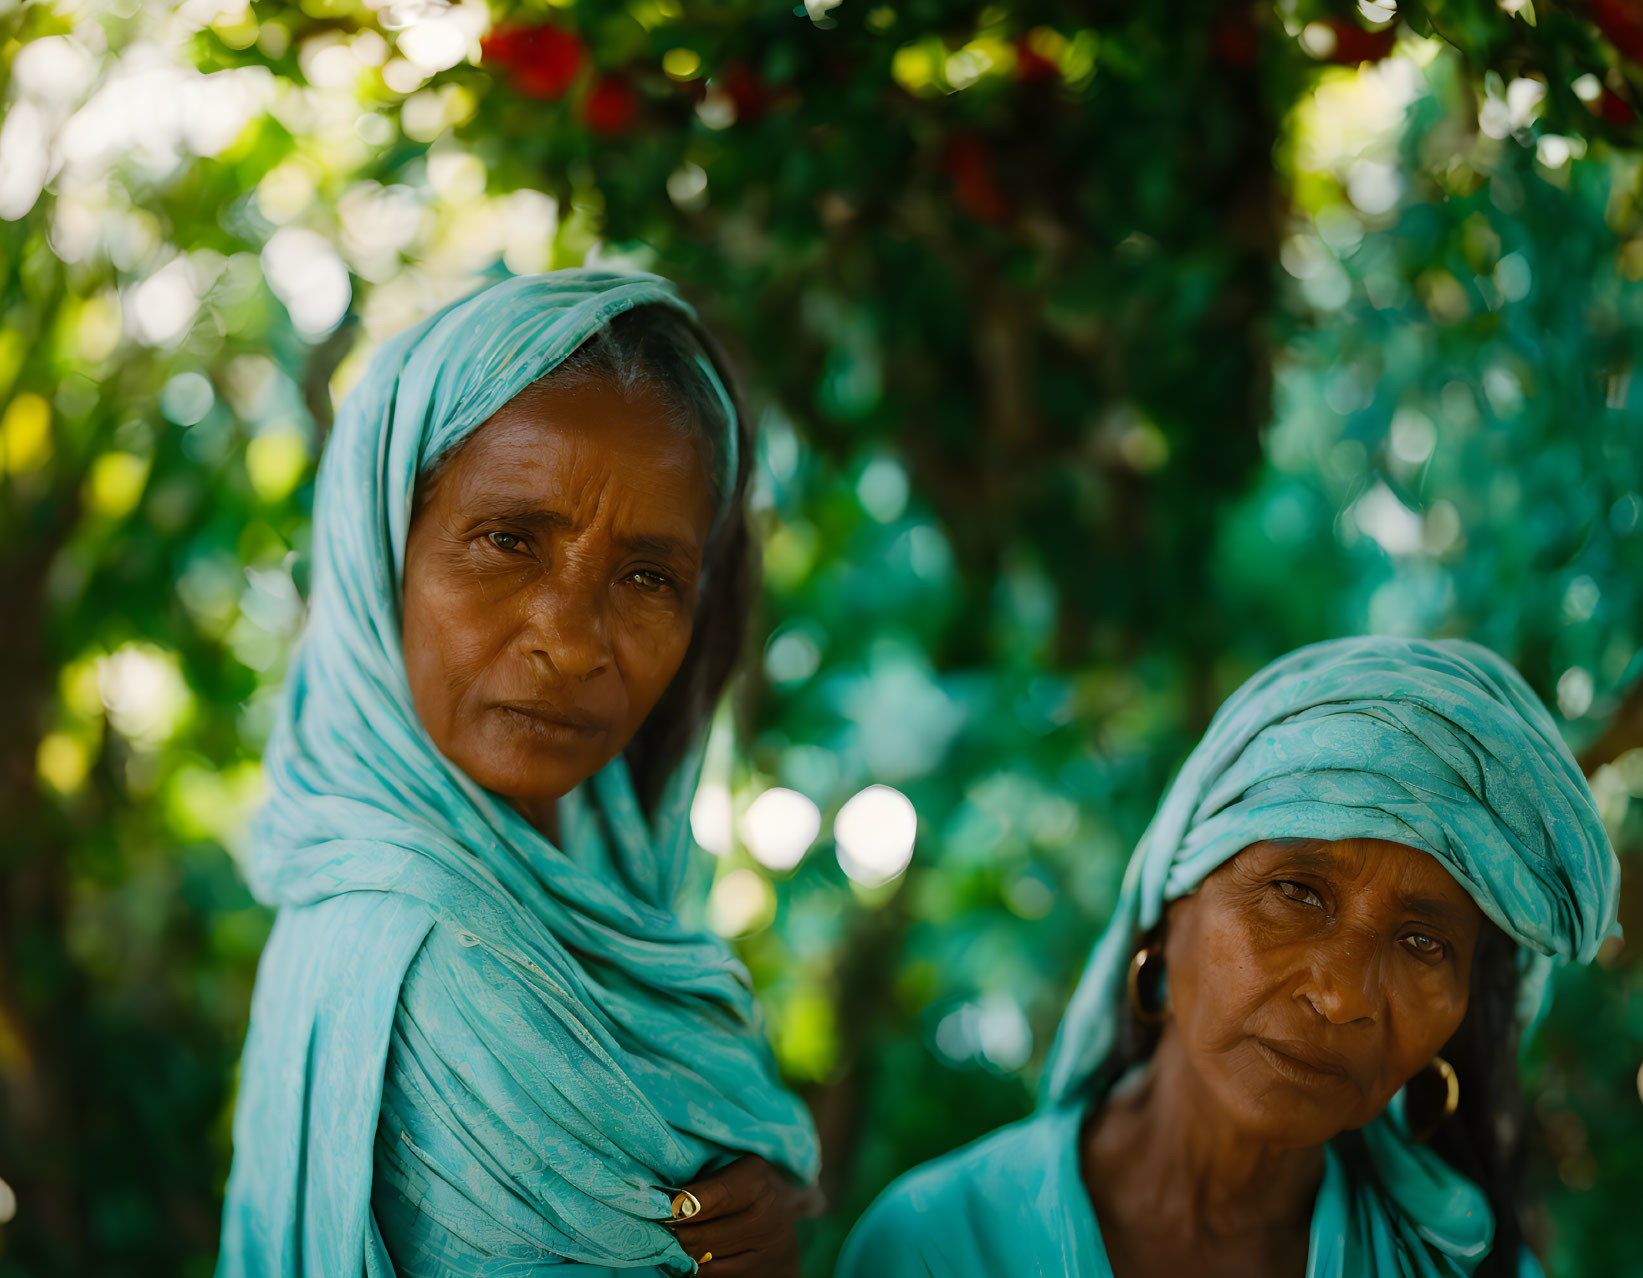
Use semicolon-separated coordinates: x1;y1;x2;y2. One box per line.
395;916;580;1033
245;891;436;1048
264;891;436;986
836;1152;981;1278
385;918;632;1122
837;1112;1075;1278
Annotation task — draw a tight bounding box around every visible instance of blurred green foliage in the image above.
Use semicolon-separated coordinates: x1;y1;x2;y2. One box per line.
1;1;1641;1275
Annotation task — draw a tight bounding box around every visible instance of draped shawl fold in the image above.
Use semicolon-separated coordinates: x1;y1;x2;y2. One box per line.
839;636;1620;1278
218;270;819;1278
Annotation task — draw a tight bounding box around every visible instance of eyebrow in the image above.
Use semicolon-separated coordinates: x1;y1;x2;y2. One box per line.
1274;847;1464;926
1399;897;1463;927
469;498;701;562
474;499;570;529
1279;847;1344;873
619;533;697;561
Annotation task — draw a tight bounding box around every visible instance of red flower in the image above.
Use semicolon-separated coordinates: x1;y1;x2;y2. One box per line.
1597;87;1637;124
1592;0;1643;63
1014;33;1060;83
583;74;640;136
720;60;773;120
481;23;585;101
1318;18;1397;65
942;135;1011;224
1211;10;1260;68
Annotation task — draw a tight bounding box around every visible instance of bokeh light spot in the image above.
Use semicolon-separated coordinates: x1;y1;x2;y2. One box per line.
262;228;351;336
835;784;917;887
37;732;93;795
1;394;52;474
689;781;733;857
161;372;215;427
662;48;701;80
86;452;150;520
245;429;310;503
741;786;821;872
708;867;774;937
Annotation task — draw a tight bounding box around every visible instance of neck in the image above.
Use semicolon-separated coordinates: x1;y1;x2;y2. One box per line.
511;795;562;845
1084;1028;1325;1243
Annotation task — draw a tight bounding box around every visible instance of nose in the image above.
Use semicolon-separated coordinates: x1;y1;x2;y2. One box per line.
520;573;612;681
1296;929;1387;1026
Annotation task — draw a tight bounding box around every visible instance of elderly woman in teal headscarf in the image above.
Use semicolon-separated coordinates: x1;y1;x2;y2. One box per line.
838;636;1620;1278
217;270;820;1278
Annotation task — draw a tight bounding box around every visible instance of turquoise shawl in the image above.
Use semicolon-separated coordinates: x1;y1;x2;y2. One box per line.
217;270;819;1277
839;636;1619;1278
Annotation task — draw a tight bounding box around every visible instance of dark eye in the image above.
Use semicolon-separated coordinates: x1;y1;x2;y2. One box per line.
627;569;674;594
487;531;525;553
1402;933;1447;962
1276;880;1324;908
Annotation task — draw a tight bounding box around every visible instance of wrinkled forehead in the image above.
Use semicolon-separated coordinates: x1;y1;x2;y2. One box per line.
417;388;718;553
373;272;738;578
412;283;736;483
1216;837;1484;914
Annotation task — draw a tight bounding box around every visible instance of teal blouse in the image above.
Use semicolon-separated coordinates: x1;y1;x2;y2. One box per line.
837;1102;1546;1278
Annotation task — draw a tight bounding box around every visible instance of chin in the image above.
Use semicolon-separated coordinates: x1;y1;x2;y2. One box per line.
498;754;606;805
450;742;609;813
1233;1100;1341;1148
482;715;616;786
1207;1067;1351;1148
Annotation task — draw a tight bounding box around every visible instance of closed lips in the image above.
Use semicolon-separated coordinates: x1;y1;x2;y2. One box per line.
1254;1037;1350;1078
495;702;604;732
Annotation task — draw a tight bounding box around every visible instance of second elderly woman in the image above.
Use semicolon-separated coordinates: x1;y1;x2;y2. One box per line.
839;636;1619;1278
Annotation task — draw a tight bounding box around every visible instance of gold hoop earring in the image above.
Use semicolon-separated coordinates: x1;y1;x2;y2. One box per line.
1126;946;1168;1026
1430;1055;1459;1121
1409;1055;1459;1144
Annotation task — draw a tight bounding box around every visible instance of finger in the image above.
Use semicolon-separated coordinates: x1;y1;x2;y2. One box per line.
685;1237;800;1278
674;1155;773;1223
668;1207;789;1260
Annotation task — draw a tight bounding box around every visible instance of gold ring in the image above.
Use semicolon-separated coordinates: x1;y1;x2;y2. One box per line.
669;1189;702;1222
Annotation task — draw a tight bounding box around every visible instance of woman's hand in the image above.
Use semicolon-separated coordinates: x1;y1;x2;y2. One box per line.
665;1155;824;1276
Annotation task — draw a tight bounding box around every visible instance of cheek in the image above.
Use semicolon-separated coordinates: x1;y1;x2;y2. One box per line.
1382;977;1469;1078
1167;907;1276;1048
613;606;694;721
401;566;504;731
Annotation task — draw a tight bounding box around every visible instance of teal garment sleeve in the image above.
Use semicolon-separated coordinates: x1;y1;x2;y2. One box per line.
219;892;436;1278
835;1107;1108;1278
371;920;710;1276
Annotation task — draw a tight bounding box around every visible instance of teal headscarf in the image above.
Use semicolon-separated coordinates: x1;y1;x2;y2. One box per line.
838;636;1619;1278
218;269;818;1278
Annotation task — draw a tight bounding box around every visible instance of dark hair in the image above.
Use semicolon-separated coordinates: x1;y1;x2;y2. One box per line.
1107;917;1529;1275
1418;920;1526;1278
411;302;756;809
562;305;756;809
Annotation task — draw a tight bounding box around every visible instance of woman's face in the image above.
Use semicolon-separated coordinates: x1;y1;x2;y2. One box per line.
401;377;714;821
1160;837;1484;1147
